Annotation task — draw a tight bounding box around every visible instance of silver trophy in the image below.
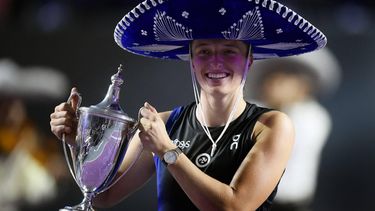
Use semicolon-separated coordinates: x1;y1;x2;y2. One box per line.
60;65;138;211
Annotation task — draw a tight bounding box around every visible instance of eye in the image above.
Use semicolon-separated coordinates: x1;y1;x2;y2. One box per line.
224;50;235;55
196;48;211;56
223;48;239;56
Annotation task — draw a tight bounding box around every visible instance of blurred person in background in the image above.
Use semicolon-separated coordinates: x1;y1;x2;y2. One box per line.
0;58;70;211
244;48;341;211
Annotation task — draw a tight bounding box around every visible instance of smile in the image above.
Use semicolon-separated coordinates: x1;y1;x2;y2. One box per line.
206;72;230;79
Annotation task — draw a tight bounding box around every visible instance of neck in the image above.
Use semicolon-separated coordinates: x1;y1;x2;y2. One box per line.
197;91;247;127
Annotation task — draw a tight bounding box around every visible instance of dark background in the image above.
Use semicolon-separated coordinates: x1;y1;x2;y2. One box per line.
1;0;374;210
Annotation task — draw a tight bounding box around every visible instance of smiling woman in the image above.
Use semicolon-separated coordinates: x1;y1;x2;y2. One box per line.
49;0;327;210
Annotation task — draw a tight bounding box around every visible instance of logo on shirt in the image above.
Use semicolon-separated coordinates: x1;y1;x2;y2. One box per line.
195;153;211;168
172;139;190;150
230;134;241;151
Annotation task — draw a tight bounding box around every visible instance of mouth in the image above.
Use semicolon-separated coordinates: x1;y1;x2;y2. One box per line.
205;72;230;79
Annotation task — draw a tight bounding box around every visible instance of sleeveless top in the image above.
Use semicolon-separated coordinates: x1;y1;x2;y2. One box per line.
154;102;277;211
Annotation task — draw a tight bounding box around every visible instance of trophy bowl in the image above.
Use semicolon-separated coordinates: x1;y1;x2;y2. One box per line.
60;66;138;211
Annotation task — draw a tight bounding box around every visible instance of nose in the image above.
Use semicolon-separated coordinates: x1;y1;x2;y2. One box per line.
209;52;224;70
209;62;224;70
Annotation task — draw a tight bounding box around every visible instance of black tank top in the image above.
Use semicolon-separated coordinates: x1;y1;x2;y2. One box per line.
154;102;277;211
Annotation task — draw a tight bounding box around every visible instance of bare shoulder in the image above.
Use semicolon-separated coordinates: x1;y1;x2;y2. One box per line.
258;110;293;129
158;110;173;124
253;110;294;144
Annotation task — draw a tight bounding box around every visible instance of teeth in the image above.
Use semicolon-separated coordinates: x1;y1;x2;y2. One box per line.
207;73;228;79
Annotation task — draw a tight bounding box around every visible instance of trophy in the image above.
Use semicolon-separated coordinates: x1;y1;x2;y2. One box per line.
60;65;138;211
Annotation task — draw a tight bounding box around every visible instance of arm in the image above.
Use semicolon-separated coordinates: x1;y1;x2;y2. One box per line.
169;111;293;211
140;103;294;211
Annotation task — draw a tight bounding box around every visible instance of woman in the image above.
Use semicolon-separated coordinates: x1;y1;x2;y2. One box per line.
50;0;326;210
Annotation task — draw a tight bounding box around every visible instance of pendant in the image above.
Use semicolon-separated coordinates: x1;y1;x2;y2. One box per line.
210;144;217;157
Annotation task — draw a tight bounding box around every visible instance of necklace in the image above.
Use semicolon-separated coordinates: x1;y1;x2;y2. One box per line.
189;48;251;157
194;89;243;157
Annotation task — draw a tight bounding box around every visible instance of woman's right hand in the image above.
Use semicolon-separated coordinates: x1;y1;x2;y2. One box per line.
50;87;80;146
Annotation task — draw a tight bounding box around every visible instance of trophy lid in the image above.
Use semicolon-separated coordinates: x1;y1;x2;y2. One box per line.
82;65;135;123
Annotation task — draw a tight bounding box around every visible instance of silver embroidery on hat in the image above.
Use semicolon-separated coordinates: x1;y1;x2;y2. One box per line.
150;0;157;6
257;0;326;50
276;28;283;34
222;7;264;40
219;8;226;15
153;10;193;41
141;30;148;36
182;11;189;18
142;1;151;10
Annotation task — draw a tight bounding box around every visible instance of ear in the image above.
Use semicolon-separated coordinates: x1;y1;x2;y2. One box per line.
189;42;196;70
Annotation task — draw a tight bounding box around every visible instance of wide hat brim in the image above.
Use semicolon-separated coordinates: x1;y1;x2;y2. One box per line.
114;0;327;61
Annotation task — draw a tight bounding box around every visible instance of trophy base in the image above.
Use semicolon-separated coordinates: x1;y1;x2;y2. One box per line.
59;205;95;211
60;191;96;211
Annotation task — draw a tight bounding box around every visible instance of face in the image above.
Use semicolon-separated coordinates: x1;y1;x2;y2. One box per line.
260;72;310;108
191;39;251;96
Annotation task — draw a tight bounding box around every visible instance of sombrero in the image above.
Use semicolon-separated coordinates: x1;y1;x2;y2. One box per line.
114;0;327;60
0;58;69;101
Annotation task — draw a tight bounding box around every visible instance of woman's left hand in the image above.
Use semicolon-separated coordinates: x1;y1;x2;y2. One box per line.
138;102;174;157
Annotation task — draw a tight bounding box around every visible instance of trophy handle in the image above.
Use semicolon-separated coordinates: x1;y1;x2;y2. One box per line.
128;107;142;137
62;135;79;185
61;89;82;186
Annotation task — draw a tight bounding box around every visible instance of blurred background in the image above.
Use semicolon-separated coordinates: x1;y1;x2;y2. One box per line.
0;0;374;210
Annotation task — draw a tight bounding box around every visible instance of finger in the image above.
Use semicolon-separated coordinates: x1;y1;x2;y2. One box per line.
50;112;77;131
50;110;76;120
54;102;67;112
140;117;148;125
140;105;158;122
50;115;76;128
54;103;76;115
144;102;157;113
138;117;146;131
69;87;81;112
139;118;151;131
51;125;73;140
139;123;147;132
140;106;152;118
